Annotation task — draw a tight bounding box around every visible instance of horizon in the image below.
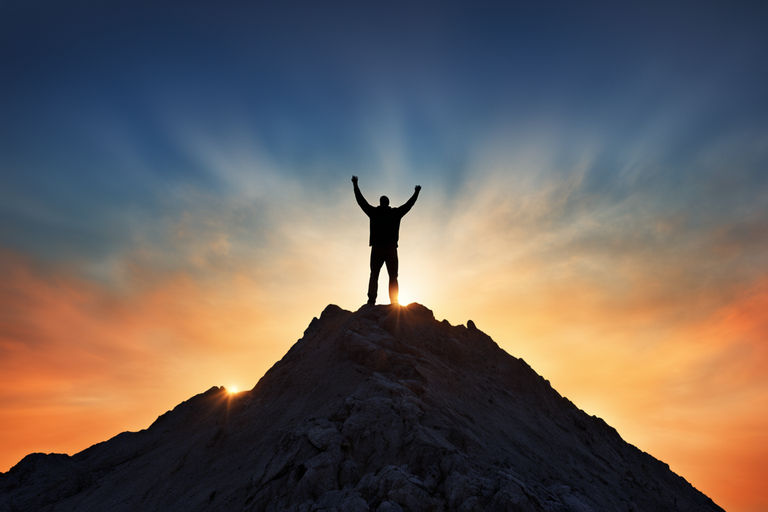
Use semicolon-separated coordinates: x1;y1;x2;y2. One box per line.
1;2;767;511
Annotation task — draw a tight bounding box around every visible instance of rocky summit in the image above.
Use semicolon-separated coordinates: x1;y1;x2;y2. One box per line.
0;303;723;512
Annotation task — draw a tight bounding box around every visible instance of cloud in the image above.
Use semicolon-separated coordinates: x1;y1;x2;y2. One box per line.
0;249;296;471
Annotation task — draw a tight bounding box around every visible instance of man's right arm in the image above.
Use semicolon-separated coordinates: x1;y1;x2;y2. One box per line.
352;176;374;216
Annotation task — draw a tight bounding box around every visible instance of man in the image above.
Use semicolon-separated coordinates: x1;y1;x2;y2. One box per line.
352;175;421;306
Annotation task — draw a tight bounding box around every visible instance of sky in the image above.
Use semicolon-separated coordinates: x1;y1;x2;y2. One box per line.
1;1;767;510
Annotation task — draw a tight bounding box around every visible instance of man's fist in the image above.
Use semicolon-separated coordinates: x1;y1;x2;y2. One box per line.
415;185;421;192
351;176;358;184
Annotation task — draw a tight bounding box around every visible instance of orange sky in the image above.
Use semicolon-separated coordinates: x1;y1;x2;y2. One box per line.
1;169;766;512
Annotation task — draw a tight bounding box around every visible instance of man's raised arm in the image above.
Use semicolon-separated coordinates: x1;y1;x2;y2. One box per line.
398;185;421;216
352;176;374;216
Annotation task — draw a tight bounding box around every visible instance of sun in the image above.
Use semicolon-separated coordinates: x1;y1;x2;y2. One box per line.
395;284;420;306
226;385;240;395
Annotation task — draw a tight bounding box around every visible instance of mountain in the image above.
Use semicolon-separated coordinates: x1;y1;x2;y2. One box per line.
0;303;723;512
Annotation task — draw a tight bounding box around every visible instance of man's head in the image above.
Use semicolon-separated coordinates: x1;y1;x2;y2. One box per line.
379;195;390;207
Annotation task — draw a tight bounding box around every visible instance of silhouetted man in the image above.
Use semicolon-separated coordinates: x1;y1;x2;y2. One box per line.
352;176;421;306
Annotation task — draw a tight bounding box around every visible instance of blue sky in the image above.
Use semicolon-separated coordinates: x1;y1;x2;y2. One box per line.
2;1;766;272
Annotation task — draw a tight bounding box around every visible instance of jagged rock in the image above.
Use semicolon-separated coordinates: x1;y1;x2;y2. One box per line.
0;303;723;511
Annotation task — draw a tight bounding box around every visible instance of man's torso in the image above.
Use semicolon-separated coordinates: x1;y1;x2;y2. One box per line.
369;207;402;247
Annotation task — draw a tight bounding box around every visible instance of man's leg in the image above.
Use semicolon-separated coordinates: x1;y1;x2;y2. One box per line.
384;247;399;305
367;247;385;305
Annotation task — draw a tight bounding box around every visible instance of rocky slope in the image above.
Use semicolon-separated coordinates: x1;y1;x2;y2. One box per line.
0;303;723;511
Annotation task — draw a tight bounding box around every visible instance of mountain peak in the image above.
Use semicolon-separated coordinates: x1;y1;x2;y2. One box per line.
0;303;722;511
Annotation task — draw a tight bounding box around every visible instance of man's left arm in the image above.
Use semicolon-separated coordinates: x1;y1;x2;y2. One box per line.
398;185;421;216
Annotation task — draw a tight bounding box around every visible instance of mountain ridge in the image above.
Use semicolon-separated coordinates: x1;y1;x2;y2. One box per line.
0;303;723;511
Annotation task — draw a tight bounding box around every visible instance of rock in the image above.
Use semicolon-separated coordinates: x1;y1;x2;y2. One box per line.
0;303;724;512
306;419;340;451
376;501;403;512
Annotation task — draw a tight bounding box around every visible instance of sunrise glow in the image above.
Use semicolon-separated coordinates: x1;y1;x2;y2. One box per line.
392;286;418;307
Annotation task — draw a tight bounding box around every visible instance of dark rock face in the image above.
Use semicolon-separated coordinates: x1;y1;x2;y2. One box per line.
0;304;723;511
